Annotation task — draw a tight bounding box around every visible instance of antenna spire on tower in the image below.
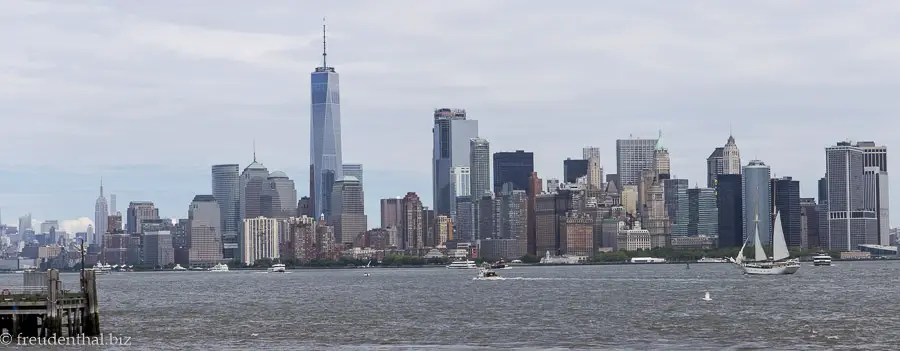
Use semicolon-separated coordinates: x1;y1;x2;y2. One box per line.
252;140;257;162
100;177;104;197
322;17;327;68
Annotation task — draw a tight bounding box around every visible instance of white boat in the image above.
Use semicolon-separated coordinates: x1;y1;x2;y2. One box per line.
697;257;729;263
91;262;112;275
812;253;833;266
473;265;503;280
268;263;286;273
539;250;582;264
209;263;229;272
172;264;187;271
446;259;478;269
733;193;800;275
631;257;666;263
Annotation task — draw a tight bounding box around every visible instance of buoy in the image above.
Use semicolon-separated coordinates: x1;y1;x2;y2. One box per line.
702;291;712;301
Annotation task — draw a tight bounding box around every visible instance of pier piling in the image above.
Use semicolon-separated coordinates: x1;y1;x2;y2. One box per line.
0;269;100;337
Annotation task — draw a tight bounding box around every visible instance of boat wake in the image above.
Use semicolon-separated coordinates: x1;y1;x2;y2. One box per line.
256;271;293;274
473;277;505;281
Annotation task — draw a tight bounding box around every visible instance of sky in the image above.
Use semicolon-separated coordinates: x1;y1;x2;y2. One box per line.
2;0;900;230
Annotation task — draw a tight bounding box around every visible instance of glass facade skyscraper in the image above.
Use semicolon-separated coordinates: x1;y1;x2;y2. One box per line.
211;164;240;259
432;108;478;216
492;150;534;195
742;160;772;245
309;59;343;220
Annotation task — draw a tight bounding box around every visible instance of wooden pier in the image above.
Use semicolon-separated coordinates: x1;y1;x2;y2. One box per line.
0;269;100;337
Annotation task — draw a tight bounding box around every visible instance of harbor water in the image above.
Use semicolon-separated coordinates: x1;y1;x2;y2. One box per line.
1;261;896;350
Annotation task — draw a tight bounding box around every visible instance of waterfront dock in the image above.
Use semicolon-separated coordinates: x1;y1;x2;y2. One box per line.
0;269;100;337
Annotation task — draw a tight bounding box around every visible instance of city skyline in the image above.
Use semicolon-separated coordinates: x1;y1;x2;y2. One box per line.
2;2;900;229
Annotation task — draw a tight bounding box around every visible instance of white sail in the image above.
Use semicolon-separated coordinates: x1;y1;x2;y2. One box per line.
735;230;750;264
753;221;767;261
771;208;790;261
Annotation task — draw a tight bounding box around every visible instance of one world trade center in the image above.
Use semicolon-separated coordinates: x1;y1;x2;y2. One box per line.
310;22;342;220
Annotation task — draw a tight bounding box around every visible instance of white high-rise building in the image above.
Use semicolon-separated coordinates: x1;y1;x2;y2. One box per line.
241;217;280;265
723;135;741;175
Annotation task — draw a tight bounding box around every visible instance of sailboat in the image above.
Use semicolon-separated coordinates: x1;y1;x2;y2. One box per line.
732;188;800;275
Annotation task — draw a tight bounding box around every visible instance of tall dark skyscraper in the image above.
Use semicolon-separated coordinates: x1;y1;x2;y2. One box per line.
716;174;743;248
309;22;343;220
493;150;534;195
817;176;827;204
771;177;802;247
563;158;588;184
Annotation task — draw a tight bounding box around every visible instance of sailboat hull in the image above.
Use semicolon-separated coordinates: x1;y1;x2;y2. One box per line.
738;260;801;275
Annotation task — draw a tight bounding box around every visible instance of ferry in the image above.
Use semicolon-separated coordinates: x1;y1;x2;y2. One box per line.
697;257;729;263
268;263;286;273
446;259;478;269
539;250;582;264
630;257;666;264
91;262;112;274
812;253;833;266
209;263;229;272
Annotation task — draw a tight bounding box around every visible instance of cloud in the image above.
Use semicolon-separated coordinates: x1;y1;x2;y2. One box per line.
2;0;900;226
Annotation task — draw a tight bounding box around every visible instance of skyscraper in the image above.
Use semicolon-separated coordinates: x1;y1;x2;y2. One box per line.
492;150;534;195
800;198;819;248
665;179;689;236
379;198;402;228
723;135;741;174
109;194;116;216
615;137;657;186
706;147;724;189
211;164;240;259
93;180;108;245
432;108;479;216
708;135;741;188
470;138;491;240
825;142;878;250
240;154;269;221
310;23;343;221
653;130;670;180
857;141;889;245
716;174;742;248
261;171;297;219
331;176;366;244
771;177;802;247
684;187;717;237
400;192;424;249
341;164;363;187
563;158;588;184
188;195;223;266
126;201;159;234
742;160;772;244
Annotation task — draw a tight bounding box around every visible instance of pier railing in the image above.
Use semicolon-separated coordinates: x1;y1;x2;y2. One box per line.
0;287;48;295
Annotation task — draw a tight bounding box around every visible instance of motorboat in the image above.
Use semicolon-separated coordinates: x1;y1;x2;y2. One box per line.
812;253;833;266
172;264;187;271
697;257;729;263
446;259;478;269
268;263;286;273
209;263;230;272
474;265;503;280
490;258;511;269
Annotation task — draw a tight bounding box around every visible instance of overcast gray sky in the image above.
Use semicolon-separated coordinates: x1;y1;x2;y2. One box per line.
1;0;899;230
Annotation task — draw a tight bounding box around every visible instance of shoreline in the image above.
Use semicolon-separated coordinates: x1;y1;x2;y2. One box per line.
3;257;896;274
